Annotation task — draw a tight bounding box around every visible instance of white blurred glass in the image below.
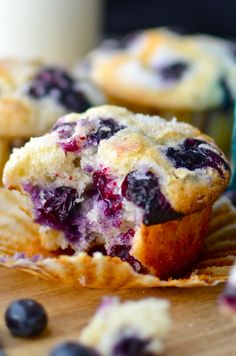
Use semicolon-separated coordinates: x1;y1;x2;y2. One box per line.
0;0;102;65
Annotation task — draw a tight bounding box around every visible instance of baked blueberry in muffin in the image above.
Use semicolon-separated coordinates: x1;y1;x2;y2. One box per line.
3;105;230;279
79;297;171;355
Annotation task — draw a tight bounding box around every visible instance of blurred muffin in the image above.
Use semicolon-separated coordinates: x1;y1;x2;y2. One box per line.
79;28;236;153
80;297;171;355
0;59;105;181
3;105;230;279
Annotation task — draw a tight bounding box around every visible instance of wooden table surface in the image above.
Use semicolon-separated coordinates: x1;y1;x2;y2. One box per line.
0;267;235;356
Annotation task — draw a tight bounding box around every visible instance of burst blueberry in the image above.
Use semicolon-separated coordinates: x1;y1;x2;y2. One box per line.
166;138;230;175
5;299;48;337
24;184;79;231
121;170;182;225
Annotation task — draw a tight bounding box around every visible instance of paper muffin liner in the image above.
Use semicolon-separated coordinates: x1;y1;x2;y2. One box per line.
0;139;10;185
0;188;54;258
0;188;235;288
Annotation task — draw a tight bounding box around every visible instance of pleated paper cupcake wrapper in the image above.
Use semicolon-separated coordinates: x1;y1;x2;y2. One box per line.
0;187;235;288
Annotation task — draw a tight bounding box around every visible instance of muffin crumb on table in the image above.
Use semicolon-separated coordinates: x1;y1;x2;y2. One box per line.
80;297;171;356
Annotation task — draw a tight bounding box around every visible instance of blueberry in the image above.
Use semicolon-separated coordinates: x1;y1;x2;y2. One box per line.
24;185;79;231
159;61;189;81
50;342;97;356
166;138;230;175
112;336;153;356
87;119;125;146
5;299;48;337
121;170;182;225
28;67;90;112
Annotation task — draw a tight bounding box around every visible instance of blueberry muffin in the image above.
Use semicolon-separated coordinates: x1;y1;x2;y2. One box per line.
3;105;230;279
80;297;170;355
0;59;103;182
80;28;236;153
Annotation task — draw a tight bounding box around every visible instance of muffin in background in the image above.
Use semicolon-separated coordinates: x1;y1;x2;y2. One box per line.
77;28;236;154
0;59;105;182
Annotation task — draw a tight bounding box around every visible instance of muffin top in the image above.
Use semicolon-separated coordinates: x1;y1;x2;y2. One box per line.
4;105;230;217
0;59;102;138
83;28;236;112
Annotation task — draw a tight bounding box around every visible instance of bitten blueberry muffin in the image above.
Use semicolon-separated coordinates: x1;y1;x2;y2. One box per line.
3;105;230;279
80;28;236;152
79;297;171;355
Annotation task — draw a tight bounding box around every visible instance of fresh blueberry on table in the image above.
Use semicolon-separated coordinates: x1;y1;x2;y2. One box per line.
50;342;98;356
5;299;48;337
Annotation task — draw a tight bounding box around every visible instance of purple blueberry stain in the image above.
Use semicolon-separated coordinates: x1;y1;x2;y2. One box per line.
112;335;153;356
109;243;145;273
121;170;182;225
28;67;91;112
166;138;230;175
107;228;141;271
93;168;123;227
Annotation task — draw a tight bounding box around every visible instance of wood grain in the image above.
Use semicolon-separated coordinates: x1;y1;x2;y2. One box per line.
0;267;235;356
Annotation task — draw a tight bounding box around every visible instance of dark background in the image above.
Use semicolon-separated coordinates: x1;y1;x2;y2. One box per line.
103;0;236;38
